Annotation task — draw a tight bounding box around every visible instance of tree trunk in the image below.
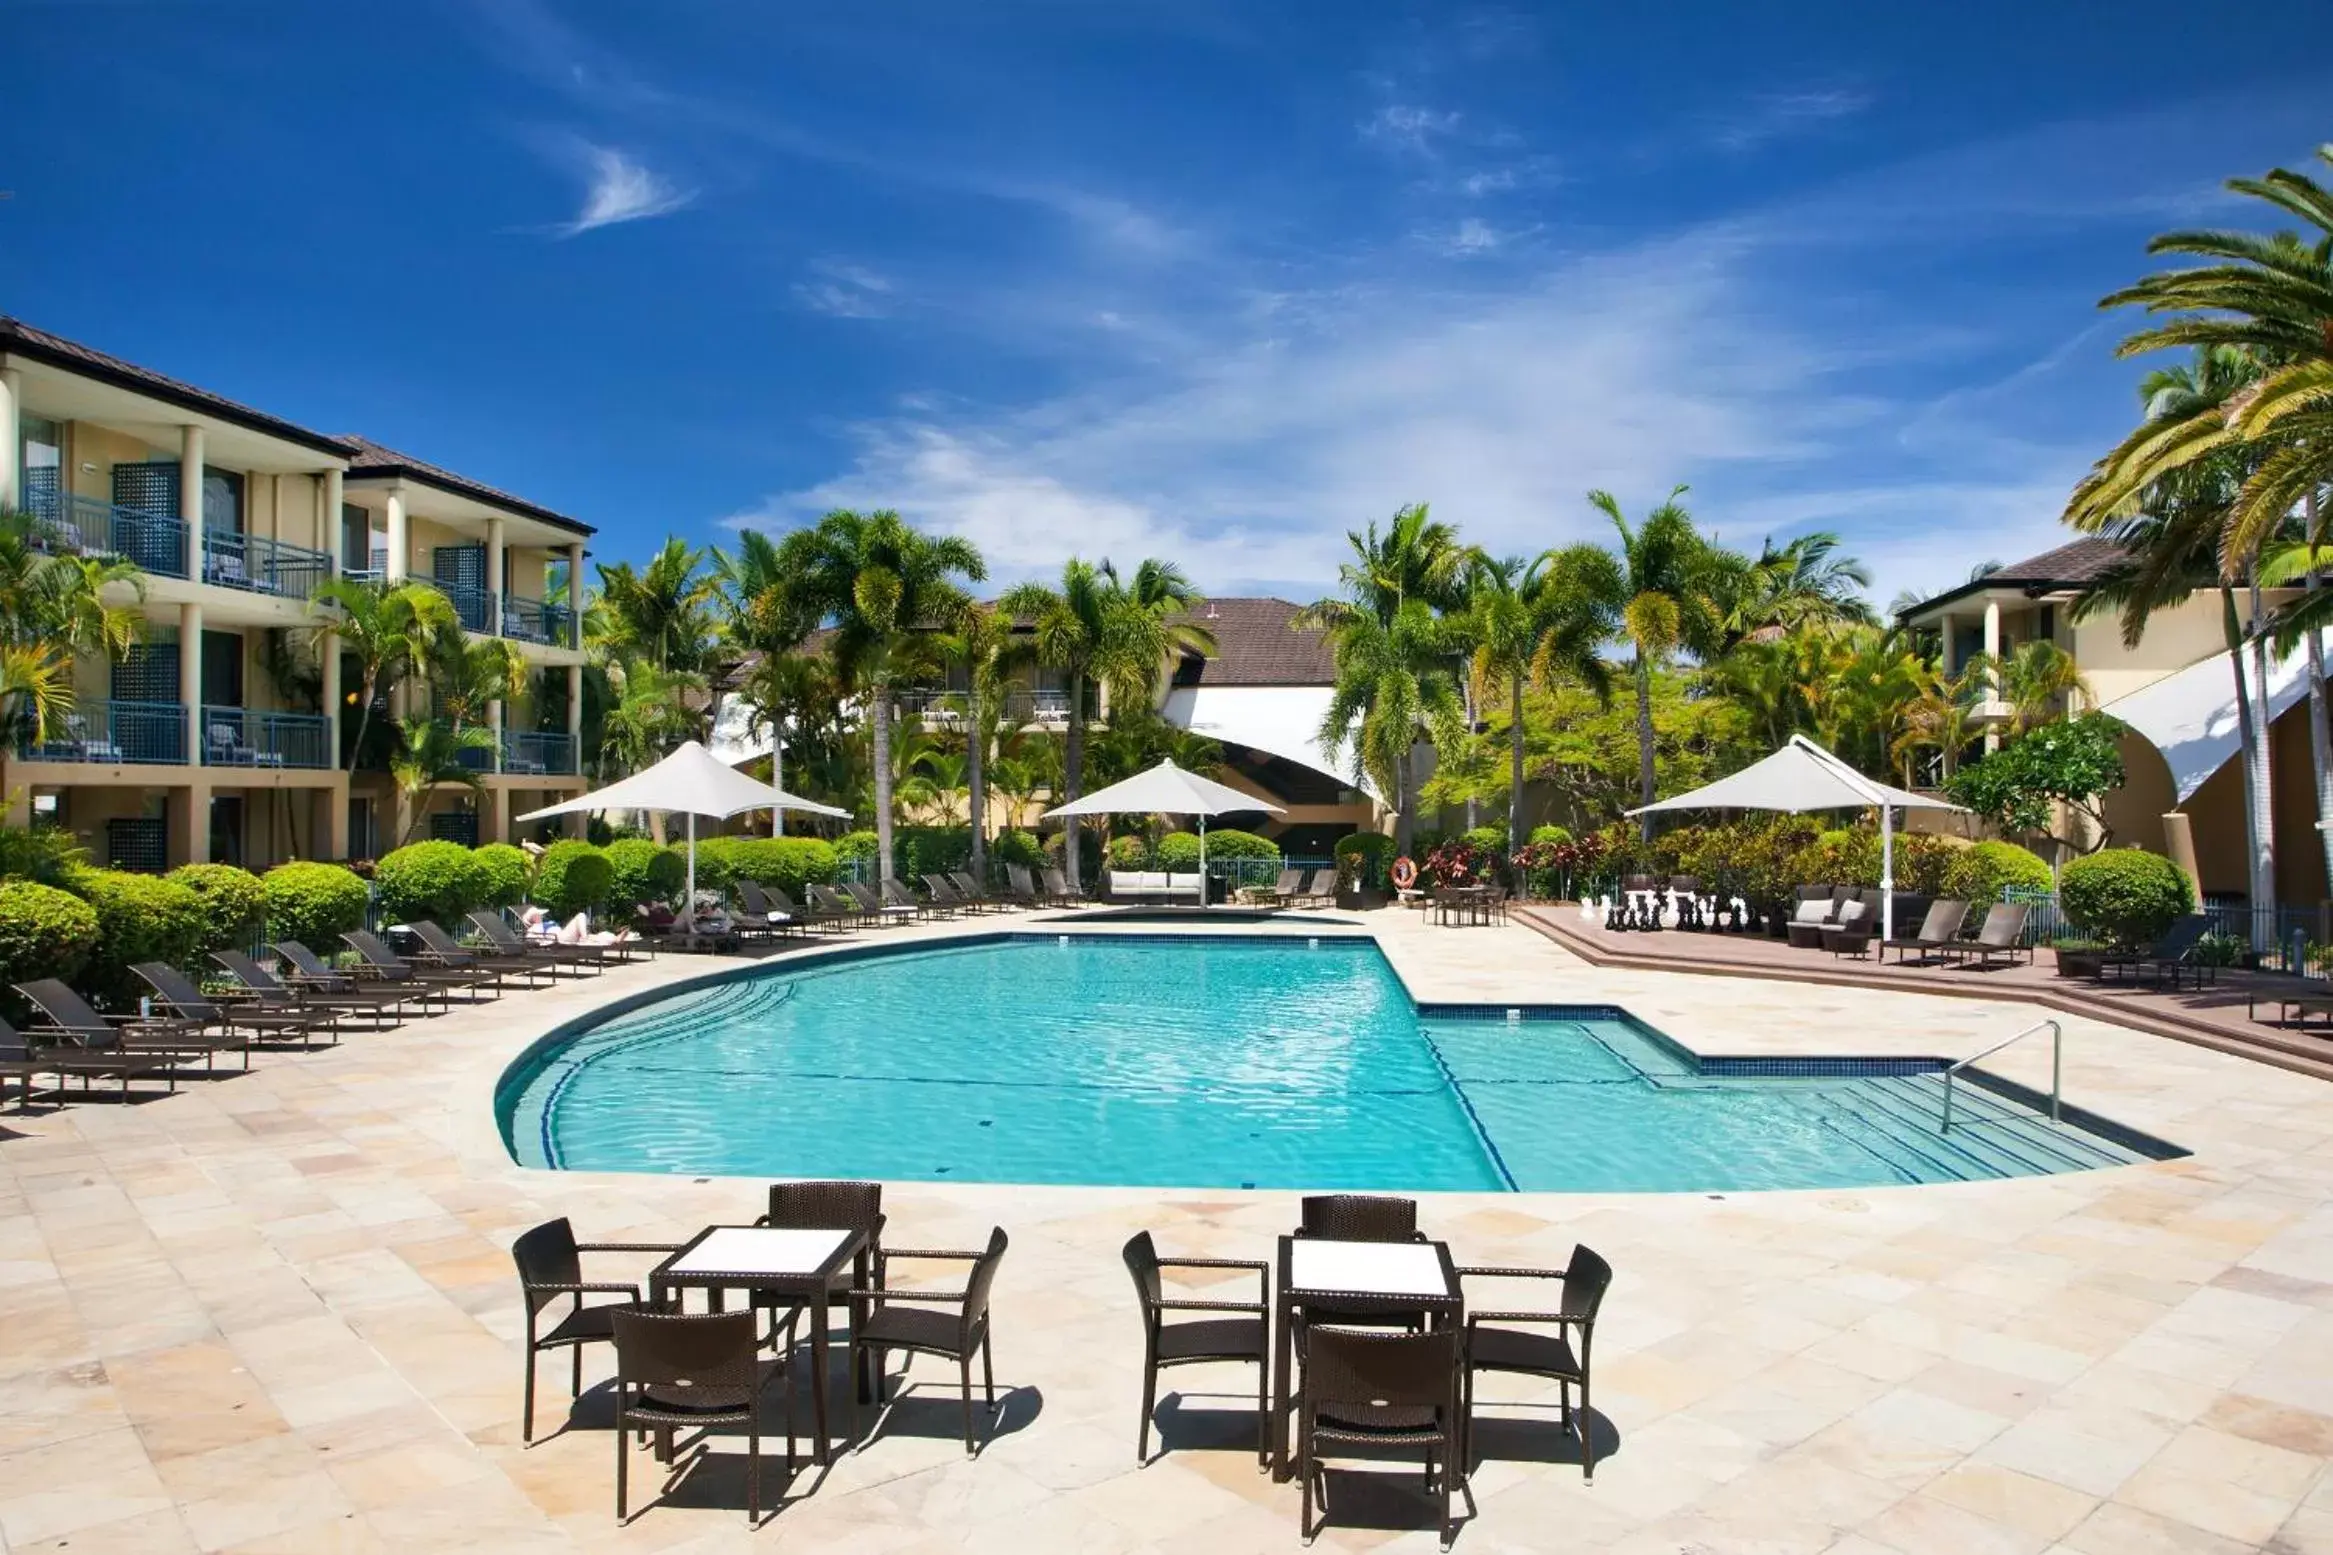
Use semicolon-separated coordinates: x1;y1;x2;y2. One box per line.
2224;587;2274;951
1062;671;1086;896
1634;652;1655;843
872;683;896;886
1393;745;1414;858
347;668;376;774
1507;671;1526;863
967;692;988;882
1461;680;1478;832
2306;493;2333;901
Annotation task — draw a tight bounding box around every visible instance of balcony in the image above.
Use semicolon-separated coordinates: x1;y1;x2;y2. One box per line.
500;729;578;776
20;700;189;765
198;706;333;769
501;591;580;649
895;688;1074;725
200;531;333;601
435;581;496;634
341;547;390;584
25;492;188;578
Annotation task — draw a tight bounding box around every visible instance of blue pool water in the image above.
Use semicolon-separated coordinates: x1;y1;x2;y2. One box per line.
498;936;2160;1193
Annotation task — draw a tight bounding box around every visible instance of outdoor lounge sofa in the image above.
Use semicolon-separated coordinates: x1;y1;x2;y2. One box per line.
1105;870;1205;906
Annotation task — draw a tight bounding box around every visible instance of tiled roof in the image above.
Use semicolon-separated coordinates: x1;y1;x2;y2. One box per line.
1896;536;2133;619
1173;596;1336;686
0;315;353;457
339;436;592;537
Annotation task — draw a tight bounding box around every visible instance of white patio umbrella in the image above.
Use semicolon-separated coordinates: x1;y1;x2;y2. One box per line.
1041;759;1285;909
517;741;851;928
1626;734;1963;941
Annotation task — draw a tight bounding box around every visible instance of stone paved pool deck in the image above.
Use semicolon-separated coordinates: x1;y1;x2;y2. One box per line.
5;906;2333;1553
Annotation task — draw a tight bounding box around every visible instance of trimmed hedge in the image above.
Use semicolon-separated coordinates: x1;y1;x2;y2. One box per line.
472;843;531;909
1153;832;1200;869
0;879;99;1003
264;862;370;950
534;840;612;919
1463;823;1509;852
606;838;686;911
68;868;207;1006
1107;835;1151;870
1335;831;1393;889
166;863;268;951
834;831;878;868
373;840;490;926
1942;840;2053;914
993;830;1046;869
1197;829;1279;861
2059;848;2194;948
1528;824;1572;846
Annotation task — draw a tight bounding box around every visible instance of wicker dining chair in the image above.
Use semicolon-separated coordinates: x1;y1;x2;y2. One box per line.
610;1308;798;1526
1122;1231;1269;1467
848;1226;1009;1455
510;1217;680;1443
753;1181;886;1348
1457;1243;1613;1480
1298;1326;1464;1550
1297;1194;1423;1243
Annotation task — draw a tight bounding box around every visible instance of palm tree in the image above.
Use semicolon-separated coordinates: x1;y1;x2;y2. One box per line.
1317;599;1467;854
1969;641;2090;735
1579;487;1735;836
593;538;718;672
305;577;457;773
388;717;496;845
1464;551;1614;850
0;512;146;801
596;658;700;781
2069;346;2281;930
997;557;1211;894
932;606;1026;880
775;510;984;885
1736;532;1876;634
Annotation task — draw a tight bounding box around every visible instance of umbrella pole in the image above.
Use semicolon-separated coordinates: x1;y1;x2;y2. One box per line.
686;813;698;940
1199;813;1208;911
1880;804;1894;944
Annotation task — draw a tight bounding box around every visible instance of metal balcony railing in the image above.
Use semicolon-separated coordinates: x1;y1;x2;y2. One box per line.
501;592;579;648
200;531;333;601
500;729;578;775
20;700;189;765
433;580;495;634
895;688;1075;723
198;705;333;769
24;492;189;578
341;547;391;584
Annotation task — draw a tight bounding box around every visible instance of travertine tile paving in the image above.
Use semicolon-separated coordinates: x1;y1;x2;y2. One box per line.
4;907;2332;1551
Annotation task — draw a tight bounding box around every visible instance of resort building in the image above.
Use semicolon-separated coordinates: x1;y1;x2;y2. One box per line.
0;317;592;868
1896;536;2322;900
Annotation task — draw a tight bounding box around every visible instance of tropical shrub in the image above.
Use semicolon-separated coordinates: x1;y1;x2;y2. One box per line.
372;840;490;926
264;862;370;950
533;840;612;919
1422;837;1498;887
165;863;268;951
1462;823;1508;852
2058;848;2194;948
0;879;99;1002
1941;840;2052;914
993;830;1046;870
1106;835;1151;871
1046;828;1101;886
605;838;687;912
721;836;842;895
833;831;879;870
472;843;531;908
894;826;974;880
68;868;207;1004
1335;831;1393;890
1198;829;1280;862
691;835;742;890
0;826;90;888
1528;824;1572;847
1153;832;1201;870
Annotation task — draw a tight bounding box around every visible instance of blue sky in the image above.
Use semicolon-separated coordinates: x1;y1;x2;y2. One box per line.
4;2;2329;609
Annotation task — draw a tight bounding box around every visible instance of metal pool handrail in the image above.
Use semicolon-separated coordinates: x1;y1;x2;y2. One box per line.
1940;1018;2061;1134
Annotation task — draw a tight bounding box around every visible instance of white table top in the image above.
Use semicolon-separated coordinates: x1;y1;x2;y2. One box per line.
1288;1238;1451;1299
667;1226;851;1279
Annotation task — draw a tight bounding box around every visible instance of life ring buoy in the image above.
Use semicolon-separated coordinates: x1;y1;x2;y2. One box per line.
1390;856;1419;890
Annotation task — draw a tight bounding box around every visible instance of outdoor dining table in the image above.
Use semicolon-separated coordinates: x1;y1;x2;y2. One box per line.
1432;885;1499;926
1270;1234;1464;1479
648;1224;871;1465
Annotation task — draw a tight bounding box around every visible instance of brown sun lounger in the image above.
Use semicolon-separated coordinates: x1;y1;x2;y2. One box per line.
406;921;559;988
0;1014;179;1108
211;950;413;1027
274;940;449;1014
1947;902;2032;970
2097;914;2215;990
133;961;334;1048
342;931;498;1001
15;978;240;1074
1880;899;1969;964
464;911;613;972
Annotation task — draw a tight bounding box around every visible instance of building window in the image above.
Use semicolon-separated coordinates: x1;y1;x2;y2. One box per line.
19;415;62;517
200;630;244;709
202;467;244;536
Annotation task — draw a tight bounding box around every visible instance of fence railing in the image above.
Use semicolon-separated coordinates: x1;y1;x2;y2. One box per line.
501;592;579;648
894;688;1075;724
198;705;333;769
20;699;189;765
433;580;496;634
25;492;189;577
501;729;578;776
342;548;391;584
2003;884;2331;976
200;530;333;600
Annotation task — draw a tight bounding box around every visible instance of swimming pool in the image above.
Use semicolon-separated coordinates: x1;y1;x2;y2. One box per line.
497;936;2169;1193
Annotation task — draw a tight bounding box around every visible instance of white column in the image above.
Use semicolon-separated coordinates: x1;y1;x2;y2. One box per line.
1982;598;2004;752
179;602;204;766
385;487;409;582
322;468;344;573
566;663;583;742
1939;612;1959;675
489;695;505;774
178;425;205;577
566;541;585;642
487;516;506;636
0;366;21;510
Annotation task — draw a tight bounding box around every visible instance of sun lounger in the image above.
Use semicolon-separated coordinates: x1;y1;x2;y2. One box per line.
132;961;336;1047
1002;863;1043;908
465;911;610;973
1040;866;1079;905
919;874;970;917
15;978;239;1073
273;940;447;1014
876;878;936;922
211;950;412;1027
343;930;499;1000
949;871;1002;913
0;1013;178;1108
1880;899;1969;964
808;882;869;929
406;921;559;988
2097;913;2215;990
1947;902;2032;970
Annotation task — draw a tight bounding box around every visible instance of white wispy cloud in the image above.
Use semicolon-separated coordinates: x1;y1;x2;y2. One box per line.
793;260;895;318
1712;88;1873;152
1362;103;1462;153
559;144;694;236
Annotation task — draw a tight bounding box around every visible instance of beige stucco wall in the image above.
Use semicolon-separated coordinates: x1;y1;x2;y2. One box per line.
2069;597;2236;708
